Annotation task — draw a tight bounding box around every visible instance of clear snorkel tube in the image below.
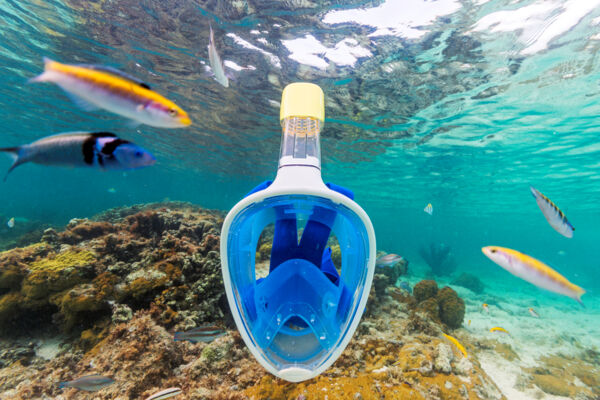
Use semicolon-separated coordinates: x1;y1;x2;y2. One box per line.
221;83;376;382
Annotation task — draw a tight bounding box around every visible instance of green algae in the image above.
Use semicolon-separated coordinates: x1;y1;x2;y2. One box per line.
28;249;96;271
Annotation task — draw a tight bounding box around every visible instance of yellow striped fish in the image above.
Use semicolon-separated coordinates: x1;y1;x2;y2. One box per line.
30;58;191;128
530;186;574;238
482;246;585;305
489;326;510;335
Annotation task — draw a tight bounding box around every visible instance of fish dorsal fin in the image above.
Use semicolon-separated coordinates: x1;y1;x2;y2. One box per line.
78;64;151;90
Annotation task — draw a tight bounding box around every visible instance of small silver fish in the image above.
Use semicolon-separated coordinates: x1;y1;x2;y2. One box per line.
376;253;403;268
530;186;574;238
59;374;114;391
208;23;229;87
145;387;183;400
528;307;540;318
0;132;155;181
174;324;226;343
7;217;14;228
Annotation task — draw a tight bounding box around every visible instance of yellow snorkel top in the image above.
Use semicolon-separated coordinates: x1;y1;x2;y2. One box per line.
280;82;325;122
279;83;324;169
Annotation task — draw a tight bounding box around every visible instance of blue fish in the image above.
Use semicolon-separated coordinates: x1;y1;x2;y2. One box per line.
174;324;226;343
0;132;155;181
398;281;411;293
59;374;114;391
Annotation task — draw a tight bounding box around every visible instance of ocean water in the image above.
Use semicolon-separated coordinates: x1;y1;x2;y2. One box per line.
1;0;599;398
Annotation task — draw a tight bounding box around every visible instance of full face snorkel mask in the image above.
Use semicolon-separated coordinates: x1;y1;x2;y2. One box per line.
221;83;376;382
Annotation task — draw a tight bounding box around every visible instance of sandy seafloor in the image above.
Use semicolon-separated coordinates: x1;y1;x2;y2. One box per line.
405;261;600;400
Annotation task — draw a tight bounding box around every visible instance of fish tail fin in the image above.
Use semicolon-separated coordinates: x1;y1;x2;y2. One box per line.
28;57;56;83
0;147;22;181
173;332;182;341
58;381;68;389
575;288;586;307
529;186;538;197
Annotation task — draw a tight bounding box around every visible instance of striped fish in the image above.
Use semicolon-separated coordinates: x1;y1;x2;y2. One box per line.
530;186;574;238
30;58;191;128
482;246;585;305
375;253;403;268
208;23;229;88
145;387;182;400
424;203;433;215
0;132;155;180
173;324;226;343
58;375;114;391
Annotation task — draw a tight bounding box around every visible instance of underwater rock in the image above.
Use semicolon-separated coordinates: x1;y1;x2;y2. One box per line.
523;354;599;399
451;272;485;294
414;279;439;302
434;342;454;373
372;273;390;297
40;228;59;247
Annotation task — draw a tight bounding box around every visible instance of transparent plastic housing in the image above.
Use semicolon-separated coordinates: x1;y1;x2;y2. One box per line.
279;117;321;169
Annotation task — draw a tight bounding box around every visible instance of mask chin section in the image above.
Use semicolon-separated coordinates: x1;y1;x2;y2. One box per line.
253;258;346;371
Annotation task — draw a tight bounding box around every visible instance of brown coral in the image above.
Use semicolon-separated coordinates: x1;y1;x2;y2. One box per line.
414;279;438;302
436;286;465;329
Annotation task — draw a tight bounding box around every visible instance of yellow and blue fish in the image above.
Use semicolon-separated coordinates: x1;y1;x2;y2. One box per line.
424;203;433;215
530;186;574;238
30;58;191;128
0;132;155;181
482;246;585;305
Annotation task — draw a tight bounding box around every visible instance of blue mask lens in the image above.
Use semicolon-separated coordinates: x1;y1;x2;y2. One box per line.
223;191;373;381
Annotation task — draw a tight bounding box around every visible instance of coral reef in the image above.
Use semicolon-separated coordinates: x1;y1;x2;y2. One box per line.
419;242;457;276
0;202;225;338
0;204;504;399
451;273;484;294
436;287;465;329
411;280;465;330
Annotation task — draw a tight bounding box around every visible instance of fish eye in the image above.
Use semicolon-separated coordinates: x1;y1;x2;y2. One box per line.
168;109;177;117
134;151;143;158
490;249;497;253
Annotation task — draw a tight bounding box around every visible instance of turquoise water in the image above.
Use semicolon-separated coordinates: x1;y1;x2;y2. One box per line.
1;0;599;308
